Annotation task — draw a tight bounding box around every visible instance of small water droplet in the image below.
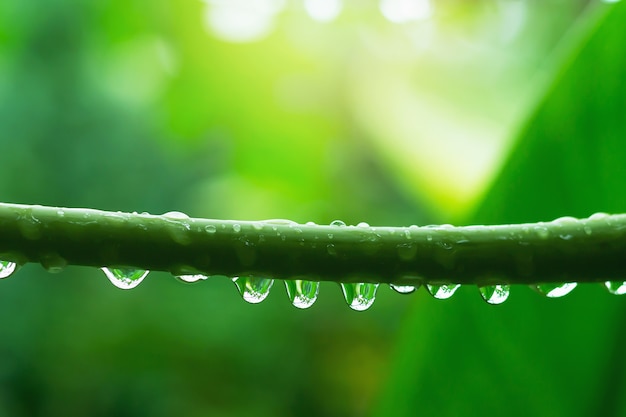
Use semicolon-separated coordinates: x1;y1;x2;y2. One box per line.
0;261;17;279
232;224;241;233
305;221;317;226
163;211;189;219
590;212;609;220
534;225;550;239
533;282;577;298
102;267;149;289
327;244;337;256
205;225;217;234
357;222;370;228
340;283;379;311
285;280;320;309
583;225;592;235
176;274;207;283
426;284;460;299
397;243;417;261
252;222;264;231
389;284;416;294
330;220;346;227
232;276;274;304
604;281;626;295
479;285;510;305
41;252;67;274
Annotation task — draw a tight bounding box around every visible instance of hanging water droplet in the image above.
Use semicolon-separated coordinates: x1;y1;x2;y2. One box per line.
0;260;17;279
533;282;577;298
330;220;346;227
284;280;320;309
102;267;149;290
340;283;379;311
479;285;510;305
604;281;626;295
389;283;416;294
426;284;460;299
176;274;208;283
232;276;274;304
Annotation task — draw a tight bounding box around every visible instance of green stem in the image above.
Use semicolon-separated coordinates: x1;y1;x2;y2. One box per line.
0;202;623;286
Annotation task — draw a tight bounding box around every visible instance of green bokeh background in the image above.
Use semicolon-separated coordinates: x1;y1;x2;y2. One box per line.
0;1;625;416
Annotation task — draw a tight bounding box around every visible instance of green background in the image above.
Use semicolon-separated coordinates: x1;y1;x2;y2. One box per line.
0;0;625;415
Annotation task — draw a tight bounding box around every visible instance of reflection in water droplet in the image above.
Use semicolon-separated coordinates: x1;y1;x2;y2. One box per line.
426;284;460;299
340;283;379;311
0;261;17;279
389;284;416;294
284;280;320;309
232;276;274;304
177;274;208;283
330;220;346;227
479;285;510;305
102;267;149;289
205;225;217;234
533;282;577;298
604;281;626;295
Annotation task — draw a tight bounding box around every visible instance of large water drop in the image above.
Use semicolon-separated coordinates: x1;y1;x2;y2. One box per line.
232;276;274;304
340;283;379;311
426;284;460;299
284;280;320;309
330;220;346;227
102;267;149;289
479;285;510;305
389;284;417;294
533;282;577;298
0;261;17;279
604;281;626;295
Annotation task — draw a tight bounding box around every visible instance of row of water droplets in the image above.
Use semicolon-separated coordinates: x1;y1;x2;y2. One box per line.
0;212;625;308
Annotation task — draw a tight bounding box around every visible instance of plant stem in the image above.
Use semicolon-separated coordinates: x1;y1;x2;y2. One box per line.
0;202;623;285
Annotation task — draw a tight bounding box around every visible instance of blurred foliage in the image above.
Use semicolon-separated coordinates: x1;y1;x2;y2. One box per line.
0;0;623;416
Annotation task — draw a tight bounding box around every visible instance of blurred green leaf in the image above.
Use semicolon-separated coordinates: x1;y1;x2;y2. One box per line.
376;2;626;416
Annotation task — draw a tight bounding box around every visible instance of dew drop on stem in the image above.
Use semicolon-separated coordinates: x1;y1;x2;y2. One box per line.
532;282;577;298
0;261;17;279
426;284;460;300
284;279;320;309
232;275;274;304
340;283;379;311
102;267;149;290
478;285;510;305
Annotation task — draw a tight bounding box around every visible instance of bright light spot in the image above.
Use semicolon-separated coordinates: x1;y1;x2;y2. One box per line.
380;0;433;23
304;0;342;23
203;0;285;43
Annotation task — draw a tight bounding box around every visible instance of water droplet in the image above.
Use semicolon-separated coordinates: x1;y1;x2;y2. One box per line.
590;212;609;220
305;221;317;226
330;220;346;227
232;276;274;304
604;281;626;295
284;280;320;309
0;261;17;279
176;274;207;283
40;252;67;274
340;283;379;311
534;225;550;239
397;243;417;261
205;224;217;234
426;284;460;299
327;244;337;256
357;222;370;228
533;282;577;298
232;224;241;233
479;285;510;305
583;225;592;235
102;267;149;289
389;284;416;294
163;211;189;219
252;222;264;230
